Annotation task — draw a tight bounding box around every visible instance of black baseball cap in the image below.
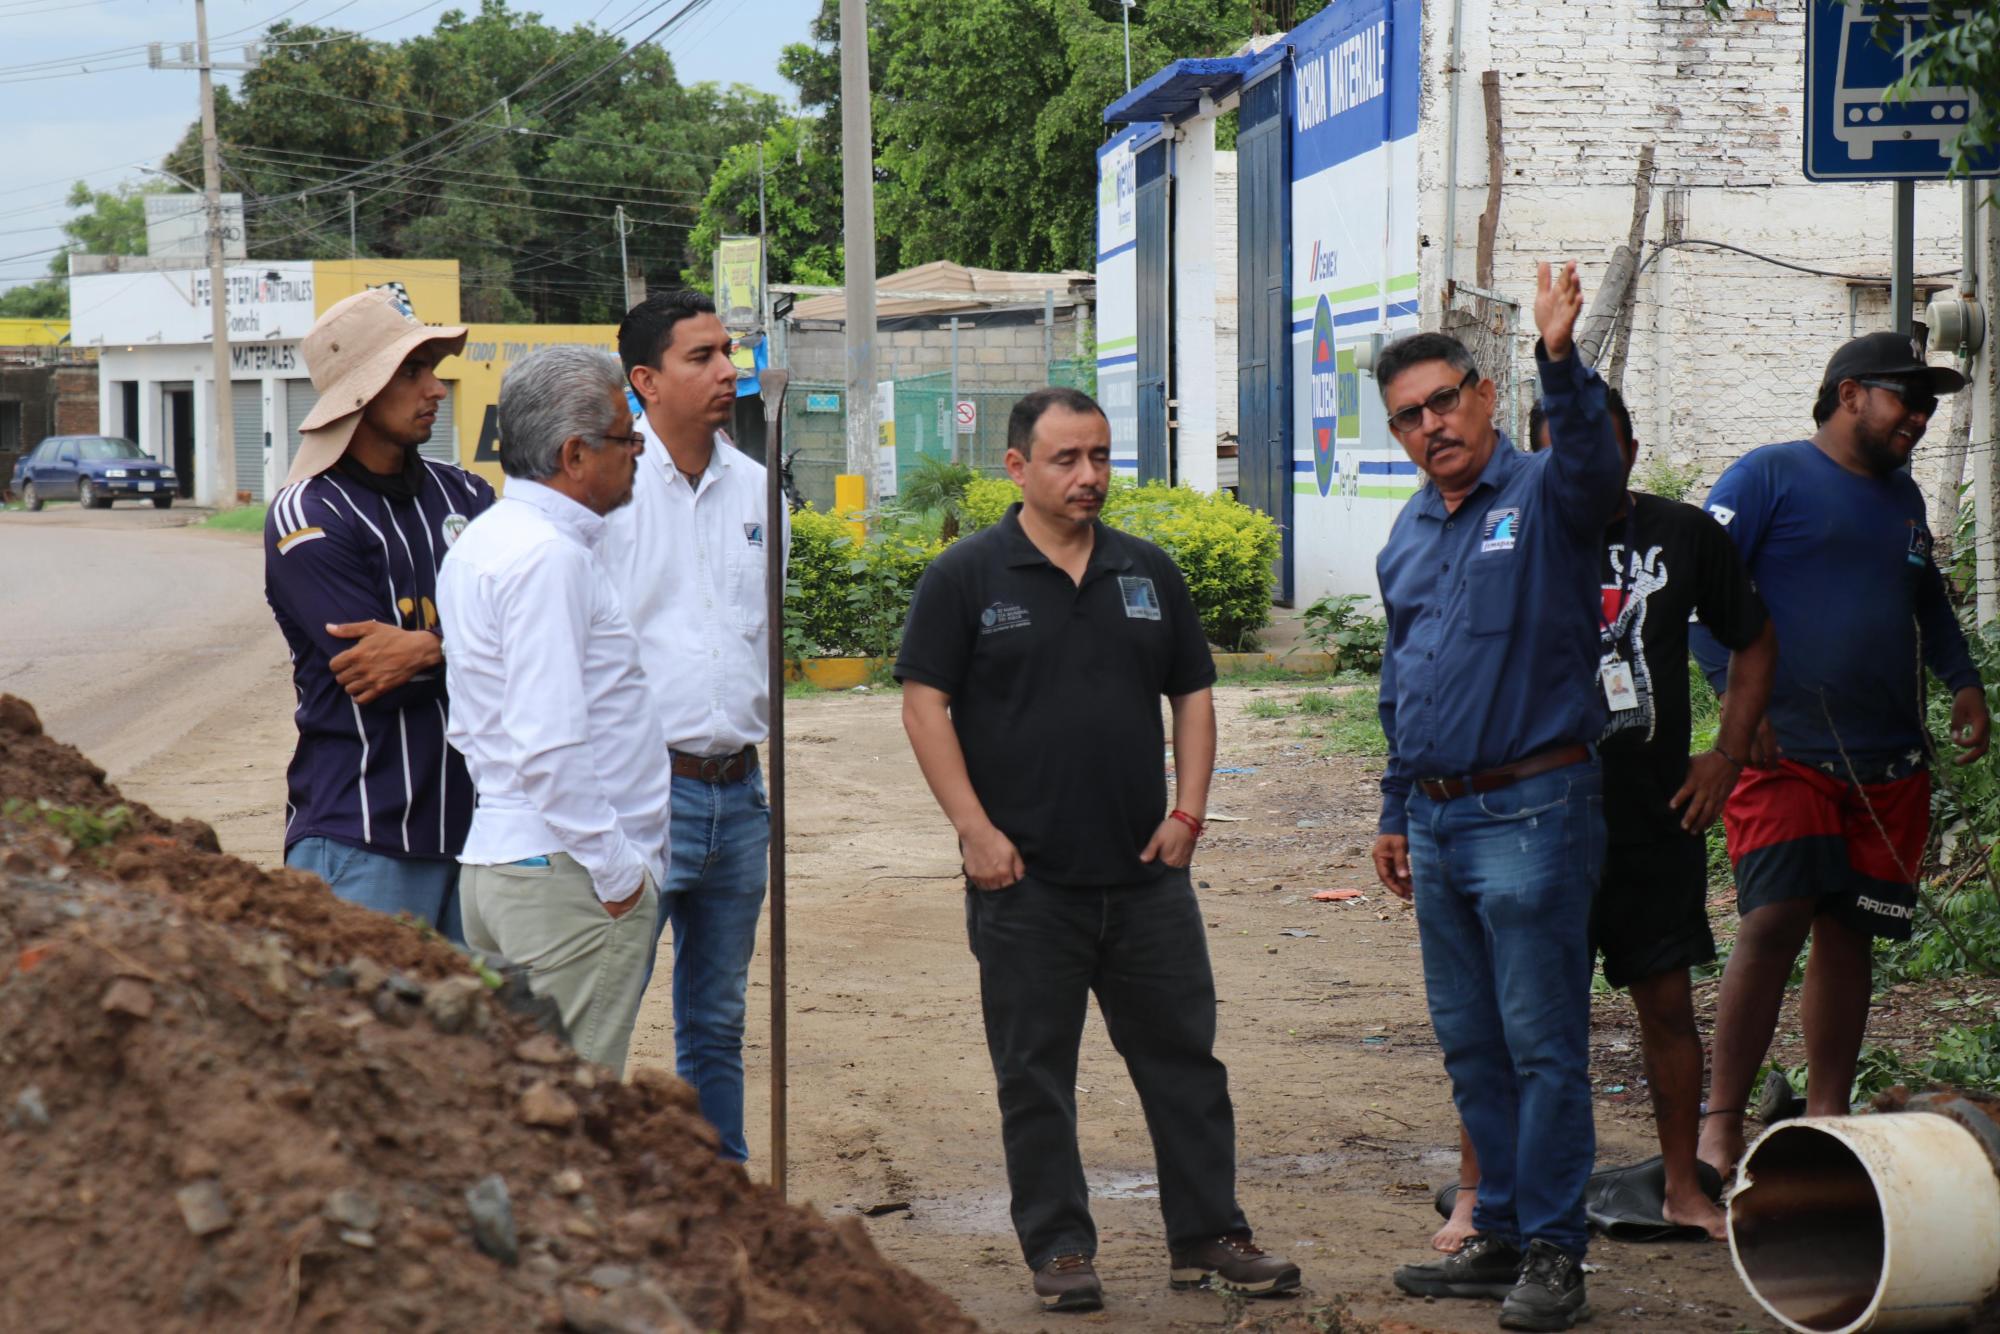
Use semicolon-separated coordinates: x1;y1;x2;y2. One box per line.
1820;330;1967;397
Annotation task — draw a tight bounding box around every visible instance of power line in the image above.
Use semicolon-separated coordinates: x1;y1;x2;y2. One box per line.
262;0;704;205
224;141;710;204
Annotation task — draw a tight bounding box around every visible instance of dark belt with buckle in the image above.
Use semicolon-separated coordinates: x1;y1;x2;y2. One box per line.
670;746;757;784
1416;743;1591;802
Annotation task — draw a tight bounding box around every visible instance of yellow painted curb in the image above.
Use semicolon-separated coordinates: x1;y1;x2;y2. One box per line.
784;658;889;689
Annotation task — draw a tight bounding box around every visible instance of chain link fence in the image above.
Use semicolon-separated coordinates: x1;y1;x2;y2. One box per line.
777;361;1092;512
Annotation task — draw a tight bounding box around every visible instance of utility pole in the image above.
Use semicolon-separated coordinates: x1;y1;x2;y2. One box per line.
616;206;644;311
150;2;256;508
838;0;878;503
1122;0;1136;92
347;190;357;257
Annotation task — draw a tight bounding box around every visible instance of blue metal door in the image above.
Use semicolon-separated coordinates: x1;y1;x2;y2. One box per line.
1236;70;1294;603
1134;140;1171;483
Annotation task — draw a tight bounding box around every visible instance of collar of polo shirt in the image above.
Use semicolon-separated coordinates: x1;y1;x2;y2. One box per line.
1415;430;1521;519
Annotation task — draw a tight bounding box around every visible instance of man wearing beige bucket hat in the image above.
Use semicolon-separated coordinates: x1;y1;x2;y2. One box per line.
263;286;494;937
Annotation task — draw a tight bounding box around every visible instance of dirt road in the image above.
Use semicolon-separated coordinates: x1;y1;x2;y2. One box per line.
1;512;1777;1332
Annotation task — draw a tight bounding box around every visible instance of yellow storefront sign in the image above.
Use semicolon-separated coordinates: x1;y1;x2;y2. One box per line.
437;324;619;489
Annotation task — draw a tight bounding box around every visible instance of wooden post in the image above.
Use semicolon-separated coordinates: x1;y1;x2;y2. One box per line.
1579;145;1656;369
1474;71;1503;291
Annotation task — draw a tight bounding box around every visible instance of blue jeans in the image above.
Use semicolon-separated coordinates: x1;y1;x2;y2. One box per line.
1406;759;1604;1258
642;768;770;1163
287;836;462;944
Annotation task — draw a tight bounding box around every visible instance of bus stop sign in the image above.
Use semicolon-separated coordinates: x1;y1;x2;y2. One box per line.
1805;1;1999;181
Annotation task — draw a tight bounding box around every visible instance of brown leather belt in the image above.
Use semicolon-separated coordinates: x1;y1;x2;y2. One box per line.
670;746;757;784
1416;744;1591;802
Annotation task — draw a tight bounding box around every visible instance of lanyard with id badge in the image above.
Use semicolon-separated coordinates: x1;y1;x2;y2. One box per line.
1599;509;1640;713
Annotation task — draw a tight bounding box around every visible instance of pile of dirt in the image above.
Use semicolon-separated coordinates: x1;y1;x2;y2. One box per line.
0;696;977;1333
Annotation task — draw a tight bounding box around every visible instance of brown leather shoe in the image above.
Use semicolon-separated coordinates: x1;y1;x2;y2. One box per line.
1033;1253;1104;1312
1169;1232;1302;1296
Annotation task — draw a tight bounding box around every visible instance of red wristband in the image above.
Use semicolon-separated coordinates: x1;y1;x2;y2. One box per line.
1169;809;1204;839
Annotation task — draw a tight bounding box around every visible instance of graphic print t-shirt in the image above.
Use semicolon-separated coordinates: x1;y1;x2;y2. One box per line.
1598;492;1766;846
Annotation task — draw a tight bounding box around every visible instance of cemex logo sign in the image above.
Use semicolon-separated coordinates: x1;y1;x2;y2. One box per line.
1309;296;1339;498
1805;1;1999;181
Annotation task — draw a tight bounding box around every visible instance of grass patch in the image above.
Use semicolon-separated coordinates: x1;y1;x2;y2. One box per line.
202;503;268;532
1240;686;1387;757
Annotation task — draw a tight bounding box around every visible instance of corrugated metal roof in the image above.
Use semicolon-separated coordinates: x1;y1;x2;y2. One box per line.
1102;56;1255;126
786;260;1093;323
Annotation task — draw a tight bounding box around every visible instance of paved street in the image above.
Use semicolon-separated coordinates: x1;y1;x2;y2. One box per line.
0;506;292;864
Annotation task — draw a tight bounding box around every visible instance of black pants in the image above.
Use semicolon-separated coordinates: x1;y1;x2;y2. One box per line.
965;869;1248;1269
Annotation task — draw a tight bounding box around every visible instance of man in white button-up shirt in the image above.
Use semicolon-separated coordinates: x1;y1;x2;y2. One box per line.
439;344;669;1074
603;290;786;1161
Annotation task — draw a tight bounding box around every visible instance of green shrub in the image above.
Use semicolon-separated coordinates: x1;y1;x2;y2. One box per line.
1103;482;1280;650
961;476;1018;531
1302;593;1386;674
784;506;941;658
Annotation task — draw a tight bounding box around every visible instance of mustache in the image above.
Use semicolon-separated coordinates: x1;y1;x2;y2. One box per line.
1067;488;1106;503
1424;433;1465;463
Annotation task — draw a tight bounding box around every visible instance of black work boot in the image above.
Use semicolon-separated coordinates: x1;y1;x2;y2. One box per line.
1499;1239;1590;1331
1032;1253;1103;1312
1392;1233;1523;1300
1168;1232;1302;1296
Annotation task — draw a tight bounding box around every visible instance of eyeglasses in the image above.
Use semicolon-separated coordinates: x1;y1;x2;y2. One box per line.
1387;369;1478;434
599;432;646;448
1856;378;1939;418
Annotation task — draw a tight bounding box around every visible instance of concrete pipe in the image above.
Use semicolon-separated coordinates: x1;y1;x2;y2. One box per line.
1728;1103;2000;1333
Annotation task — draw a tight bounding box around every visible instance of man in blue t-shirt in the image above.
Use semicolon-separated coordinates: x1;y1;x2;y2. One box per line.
1691;331;1990;1178
264;289;494;936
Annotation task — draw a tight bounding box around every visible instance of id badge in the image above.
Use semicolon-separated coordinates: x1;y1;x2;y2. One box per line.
1601;659;1638;712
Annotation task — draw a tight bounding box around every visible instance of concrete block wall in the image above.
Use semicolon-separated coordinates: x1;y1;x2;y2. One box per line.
784;311;1088;394
1418;0;1970;503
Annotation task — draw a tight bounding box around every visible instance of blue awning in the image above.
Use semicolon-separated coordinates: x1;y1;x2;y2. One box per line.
1102;56;1256;126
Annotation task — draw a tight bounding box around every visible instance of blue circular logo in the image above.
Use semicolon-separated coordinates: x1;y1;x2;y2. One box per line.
1310;296;1338;498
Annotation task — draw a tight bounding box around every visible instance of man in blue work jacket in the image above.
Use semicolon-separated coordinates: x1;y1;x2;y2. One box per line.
1370;262;1626;1333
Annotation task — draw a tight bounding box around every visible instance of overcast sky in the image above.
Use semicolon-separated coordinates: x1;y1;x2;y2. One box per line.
0;0;820;294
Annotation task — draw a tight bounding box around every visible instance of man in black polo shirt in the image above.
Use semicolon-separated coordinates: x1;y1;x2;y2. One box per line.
897;387;1299;1315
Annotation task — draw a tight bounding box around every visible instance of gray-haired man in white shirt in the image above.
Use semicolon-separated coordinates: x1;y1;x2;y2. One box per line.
439;343;668;1073
602;290;785;1162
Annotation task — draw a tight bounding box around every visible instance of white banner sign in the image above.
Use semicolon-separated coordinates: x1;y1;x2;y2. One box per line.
70;261;317;348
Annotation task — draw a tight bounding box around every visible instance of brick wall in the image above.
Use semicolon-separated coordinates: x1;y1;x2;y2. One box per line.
1420;0;1972;501
53;366;98;437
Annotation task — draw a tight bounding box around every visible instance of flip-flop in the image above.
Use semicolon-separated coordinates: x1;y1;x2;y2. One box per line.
1432;1156;1725;1240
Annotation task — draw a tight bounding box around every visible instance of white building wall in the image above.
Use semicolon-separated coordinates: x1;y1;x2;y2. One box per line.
1174;118;1223;494
1215;150;1240;488
1419;0;1967;500
96;343;294;502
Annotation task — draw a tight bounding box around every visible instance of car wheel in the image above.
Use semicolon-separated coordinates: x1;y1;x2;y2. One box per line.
22;480;42;512
152;494;173;509
78;478;109;509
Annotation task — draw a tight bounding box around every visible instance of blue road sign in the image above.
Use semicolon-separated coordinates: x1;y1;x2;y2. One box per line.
1805;1;1999;181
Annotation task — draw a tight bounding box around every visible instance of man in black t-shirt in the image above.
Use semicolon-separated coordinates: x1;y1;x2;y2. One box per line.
896;388;1299;1315
1422;394;1776;1257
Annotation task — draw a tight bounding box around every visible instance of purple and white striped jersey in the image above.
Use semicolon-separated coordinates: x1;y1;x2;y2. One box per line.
264;457;495;861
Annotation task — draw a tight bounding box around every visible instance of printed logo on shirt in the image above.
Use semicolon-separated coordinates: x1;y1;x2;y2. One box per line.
1708;504;1735;527
1118;575;1163;621
441;513;468;547
979;602;1033;635
744;522;764;546
1480;507;1521;553
1908;525;1932;567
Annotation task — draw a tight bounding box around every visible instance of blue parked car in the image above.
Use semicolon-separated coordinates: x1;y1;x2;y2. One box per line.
11;436;179;510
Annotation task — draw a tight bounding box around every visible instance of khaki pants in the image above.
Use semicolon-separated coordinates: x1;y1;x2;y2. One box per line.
460;853;658;1074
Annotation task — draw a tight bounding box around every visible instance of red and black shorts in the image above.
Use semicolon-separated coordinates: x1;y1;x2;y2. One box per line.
1723;759;1929;940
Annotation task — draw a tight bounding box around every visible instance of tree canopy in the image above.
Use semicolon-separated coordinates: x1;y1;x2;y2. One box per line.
156;0;782;322
0;181;160;319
